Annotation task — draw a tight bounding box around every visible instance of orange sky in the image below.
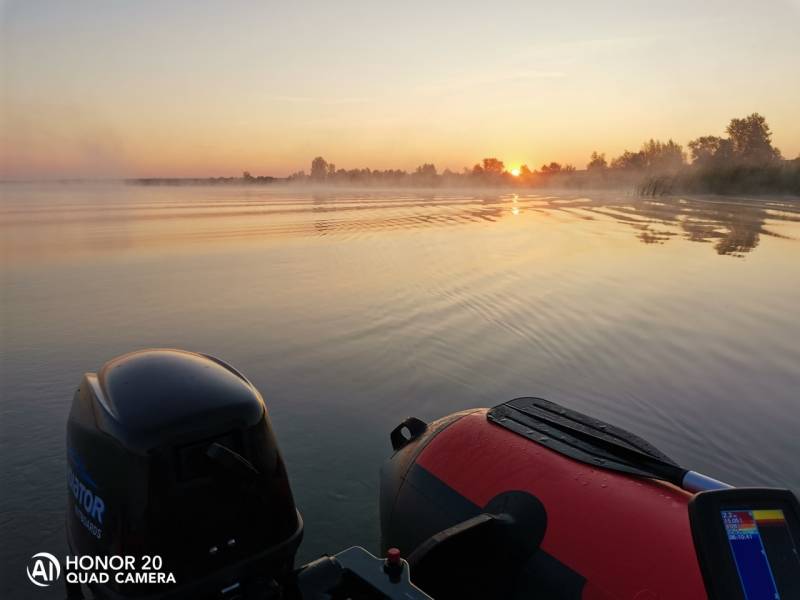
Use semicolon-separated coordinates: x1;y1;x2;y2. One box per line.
2;0;799;179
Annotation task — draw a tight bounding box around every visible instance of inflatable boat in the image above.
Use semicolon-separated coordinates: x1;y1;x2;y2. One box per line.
64;350;800;599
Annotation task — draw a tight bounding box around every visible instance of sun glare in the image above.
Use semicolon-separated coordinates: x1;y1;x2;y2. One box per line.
510;168;521;177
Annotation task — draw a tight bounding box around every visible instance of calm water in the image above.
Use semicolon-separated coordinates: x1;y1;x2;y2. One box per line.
2;184;800;597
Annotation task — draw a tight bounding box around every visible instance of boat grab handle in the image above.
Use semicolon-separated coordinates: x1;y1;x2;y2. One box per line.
390;417;428;451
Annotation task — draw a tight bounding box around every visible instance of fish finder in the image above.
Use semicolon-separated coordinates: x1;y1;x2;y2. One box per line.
689;488;800;600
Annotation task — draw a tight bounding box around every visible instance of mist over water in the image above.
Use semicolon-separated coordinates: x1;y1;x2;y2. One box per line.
1;184;800;596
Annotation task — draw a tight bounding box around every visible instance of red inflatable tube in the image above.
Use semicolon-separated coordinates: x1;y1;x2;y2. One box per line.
414;410;707;599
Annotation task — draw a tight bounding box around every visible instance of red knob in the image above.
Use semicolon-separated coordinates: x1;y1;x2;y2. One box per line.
386;547;402;566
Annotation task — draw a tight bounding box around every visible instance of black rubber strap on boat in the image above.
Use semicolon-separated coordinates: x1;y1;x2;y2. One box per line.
488;397;688;486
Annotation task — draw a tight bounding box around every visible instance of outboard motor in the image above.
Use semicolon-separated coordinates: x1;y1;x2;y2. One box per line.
66;349;303;599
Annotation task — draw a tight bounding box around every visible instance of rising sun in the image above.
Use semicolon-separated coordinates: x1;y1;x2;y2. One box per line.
510;168;521;177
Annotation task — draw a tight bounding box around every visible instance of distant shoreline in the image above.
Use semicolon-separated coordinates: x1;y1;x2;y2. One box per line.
2;177;799;201
3;114;798;196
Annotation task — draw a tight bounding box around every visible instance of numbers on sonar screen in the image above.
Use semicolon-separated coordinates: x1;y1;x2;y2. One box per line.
141;556;163;571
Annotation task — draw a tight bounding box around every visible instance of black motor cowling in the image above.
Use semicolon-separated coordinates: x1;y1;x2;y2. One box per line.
66;349;303;598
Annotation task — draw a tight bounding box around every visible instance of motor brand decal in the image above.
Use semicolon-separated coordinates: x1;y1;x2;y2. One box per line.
68;448;106;539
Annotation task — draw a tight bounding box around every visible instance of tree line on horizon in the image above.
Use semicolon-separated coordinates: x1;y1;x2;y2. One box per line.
244;113;799;195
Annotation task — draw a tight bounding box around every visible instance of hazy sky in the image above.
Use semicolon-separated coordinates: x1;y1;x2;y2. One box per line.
2;0;799;178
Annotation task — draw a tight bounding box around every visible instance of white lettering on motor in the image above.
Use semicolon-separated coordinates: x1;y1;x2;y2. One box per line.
68;469;105;524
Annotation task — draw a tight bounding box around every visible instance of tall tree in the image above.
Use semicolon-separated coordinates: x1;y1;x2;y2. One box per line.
587;151;607;171
611;150;646;170
687;136;732;166
640;139;685;170
540;162;562;174
726;113;781;164
414;163;438;185
415;163;437;177
611;140;684;171
310;156;329;182
481;158;505;174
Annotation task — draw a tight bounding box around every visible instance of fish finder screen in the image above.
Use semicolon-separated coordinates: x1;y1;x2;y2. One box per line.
722;509;800;599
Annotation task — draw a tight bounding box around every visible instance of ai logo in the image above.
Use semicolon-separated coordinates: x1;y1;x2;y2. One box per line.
26;552;61;587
